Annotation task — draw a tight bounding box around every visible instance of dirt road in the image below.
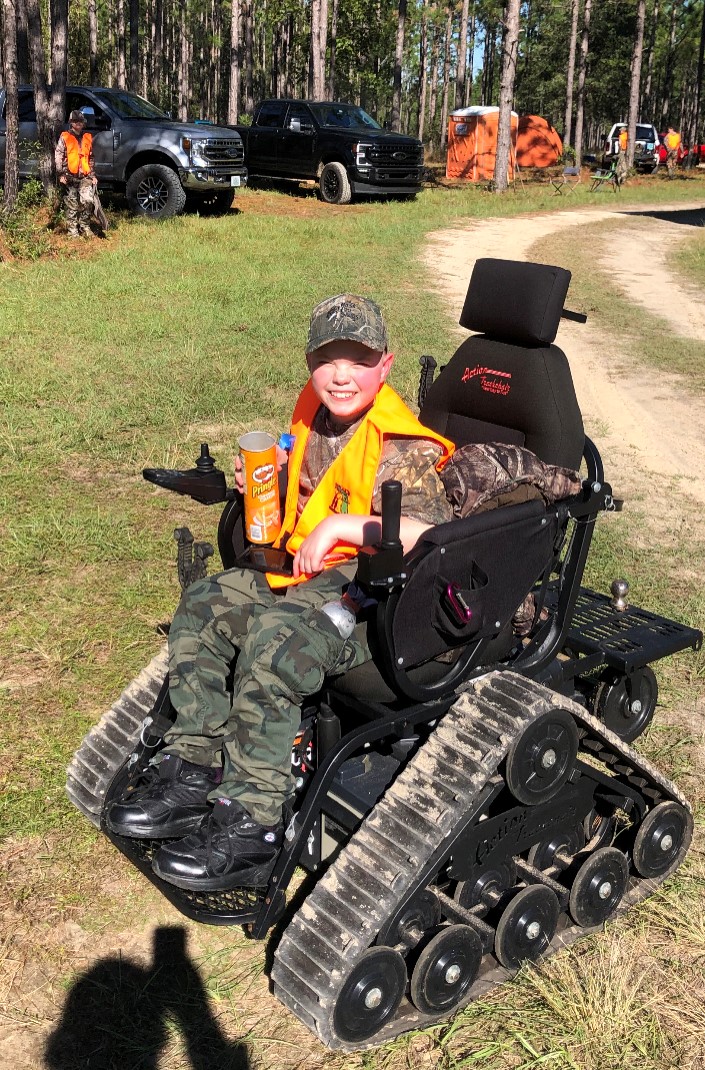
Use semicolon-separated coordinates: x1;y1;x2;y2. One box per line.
422;203;705;504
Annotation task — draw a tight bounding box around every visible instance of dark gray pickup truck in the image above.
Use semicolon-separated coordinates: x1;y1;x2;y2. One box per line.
0;86;248;219
235;99;424;203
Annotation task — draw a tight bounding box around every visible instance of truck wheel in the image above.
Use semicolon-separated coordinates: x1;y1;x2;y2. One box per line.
319;162;352;205
186;189;234;215
126;164;187;220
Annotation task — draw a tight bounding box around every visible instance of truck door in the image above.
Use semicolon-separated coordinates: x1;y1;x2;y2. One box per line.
64;91;114;183
280;103;317;178
247;101;287;174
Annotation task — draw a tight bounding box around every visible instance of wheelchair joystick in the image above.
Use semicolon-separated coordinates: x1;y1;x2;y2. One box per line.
356;480;406;591
143;441;230;505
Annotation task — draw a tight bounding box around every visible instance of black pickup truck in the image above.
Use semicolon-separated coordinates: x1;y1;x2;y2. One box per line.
234;99;424;203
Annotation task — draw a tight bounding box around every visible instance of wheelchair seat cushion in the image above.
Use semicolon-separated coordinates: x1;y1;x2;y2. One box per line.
440;441;581;518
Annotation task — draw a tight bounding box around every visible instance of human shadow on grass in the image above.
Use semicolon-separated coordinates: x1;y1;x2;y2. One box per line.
45;925;250;1070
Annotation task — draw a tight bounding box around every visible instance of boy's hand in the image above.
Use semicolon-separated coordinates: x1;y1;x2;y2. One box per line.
293;516;343;578
235;444;288;495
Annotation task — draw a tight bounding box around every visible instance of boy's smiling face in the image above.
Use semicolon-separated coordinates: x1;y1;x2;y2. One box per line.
307;339;394;422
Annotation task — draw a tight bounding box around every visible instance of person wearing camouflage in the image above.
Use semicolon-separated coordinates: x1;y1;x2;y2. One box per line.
55;110;97;238
107;294;455;891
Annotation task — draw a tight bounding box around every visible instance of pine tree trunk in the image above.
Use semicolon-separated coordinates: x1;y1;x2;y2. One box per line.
2;0;20;213
626;0;646;168
244;0;254;114
439;3;452;152
563;0;579;148
418;0;428;139
23;0;54;192
228;0;240;123
494;0;520;192
573;0;592;167
465;9;475;105
328;0;338;98
129;0;138;90
690;0;705;167
49;0;69;129
88;0;98;83
661;0;678;123
117;0;126;88
643;0;659;118
455;0;469;109
428;26;439;156
178;2;188;120
391;0;406;130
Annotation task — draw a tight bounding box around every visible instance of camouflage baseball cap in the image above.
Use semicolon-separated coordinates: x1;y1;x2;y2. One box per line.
69;110;86;125
306;294;388;354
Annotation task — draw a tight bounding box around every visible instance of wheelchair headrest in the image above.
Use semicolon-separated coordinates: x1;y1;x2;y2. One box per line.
460;258;571;346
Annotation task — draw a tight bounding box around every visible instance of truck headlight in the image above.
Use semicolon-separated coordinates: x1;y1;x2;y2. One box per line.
190;140;210;166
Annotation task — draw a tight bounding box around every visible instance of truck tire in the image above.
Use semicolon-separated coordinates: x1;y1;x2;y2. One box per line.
319;162;352;205
186;189;234;215
126;164;187;220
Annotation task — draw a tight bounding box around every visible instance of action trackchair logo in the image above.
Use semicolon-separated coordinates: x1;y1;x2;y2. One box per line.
461;365;512;396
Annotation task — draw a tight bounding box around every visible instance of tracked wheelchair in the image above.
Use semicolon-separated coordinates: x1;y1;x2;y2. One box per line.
67;257;701;1050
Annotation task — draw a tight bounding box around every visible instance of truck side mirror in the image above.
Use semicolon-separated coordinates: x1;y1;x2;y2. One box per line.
289;118;301;132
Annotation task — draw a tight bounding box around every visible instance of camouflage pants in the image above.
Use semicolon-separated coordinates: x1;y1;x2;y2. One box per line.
162;563;372;824
616;151;628;185
64;178;94;235
666;149;678;176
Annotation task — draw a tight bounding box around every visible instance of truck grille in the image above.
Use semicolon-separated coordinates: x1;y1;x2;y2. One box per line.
366;142;424;166
201;139;245;167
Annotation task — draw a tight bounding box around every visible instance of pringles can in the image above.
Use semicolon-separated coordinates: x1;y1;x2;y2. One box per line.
238;431;281;545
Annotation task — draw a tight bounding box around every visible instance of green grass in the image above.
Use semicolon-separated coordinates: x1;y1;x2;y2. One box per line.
2;177;705;1070
670;224;705;289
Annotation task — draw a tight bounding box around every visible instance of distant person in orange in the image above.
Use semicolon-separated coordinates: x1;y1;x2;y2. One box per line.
55;110;97;238
665;126;681;177
616;126;628;185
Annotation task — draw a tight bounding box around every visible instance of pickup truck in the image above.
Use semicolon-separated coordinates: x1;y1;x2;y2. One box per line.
0;86;248;219
602;122;659;173
234;99;424;203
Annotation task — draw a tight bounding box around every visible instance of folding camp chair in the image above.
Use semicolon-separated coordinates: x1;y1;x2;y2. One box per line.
550;166;581;194
589;163;620;193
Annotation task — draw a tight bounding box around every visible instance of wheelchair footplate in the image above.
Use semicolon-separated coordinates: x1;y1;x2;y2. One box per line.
549;583;702;673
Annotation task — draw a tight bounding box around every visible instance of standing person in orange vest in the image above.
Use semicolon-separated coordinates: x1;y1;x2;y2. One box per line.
106;294;456;890
54;110;97;238
665;126;681;177
616;126;629;185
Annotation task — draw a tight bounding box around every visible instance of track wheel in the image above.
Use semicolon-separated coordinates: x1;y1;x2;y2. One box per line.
377;888;441;948
505;708;579;805
594;667;657;743
568;847;629;926
410;925;483;1016
332;947;407;1044
455;859;517;910
494;885;560;969
527;824;586;871
632;801;691;878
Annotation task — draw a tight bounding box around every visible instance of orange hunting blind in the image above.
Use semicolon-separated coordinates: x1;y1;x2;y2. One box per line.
446;108;562;180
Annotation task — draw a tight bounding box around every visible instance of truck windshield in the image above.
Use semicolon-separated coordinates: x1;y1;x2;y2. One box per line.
310;104;382;131
93;90;169;120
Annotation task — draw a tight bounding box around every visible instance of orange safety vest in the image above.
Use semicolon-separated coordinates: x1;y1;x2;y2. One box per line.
618;130;628;152
61;130;93;175
267;381;455;588
666;131;681;151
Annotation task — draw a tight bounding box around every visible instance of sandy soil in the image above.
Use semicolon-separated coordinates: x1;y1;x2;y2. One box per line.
422;202;705;503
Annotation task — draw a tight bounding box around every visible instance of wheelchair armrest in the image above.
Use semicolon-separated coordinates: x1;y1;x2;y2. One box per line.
143;443;232;506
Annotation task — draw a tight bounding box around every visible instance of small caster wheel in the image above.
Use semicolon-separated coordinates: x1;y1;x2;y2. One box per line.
410;924;483;1016
494;885;560;970
594;667;657;743
505;708;579;805
332;946;407;1043
377;888;441;948
568;846;629;926
455;859;517;910
528;823;586;871
632;801;692;879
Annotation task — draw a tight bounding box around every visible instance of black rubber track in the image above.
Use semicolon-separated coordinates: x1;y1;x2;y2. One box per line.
65;646;168;826
270;671;692;1050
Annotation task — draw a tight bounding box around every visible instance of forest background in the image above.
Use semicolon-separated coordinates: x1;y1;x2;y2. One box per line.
1;0;704;166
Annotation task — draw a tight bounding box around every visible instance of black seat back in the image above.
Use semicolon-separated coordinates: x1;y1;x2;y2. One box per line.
420;258;584;469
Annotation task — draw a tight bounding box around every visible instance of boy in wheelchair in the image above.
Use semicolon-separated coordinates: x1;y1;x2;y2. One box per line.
106;294;455;890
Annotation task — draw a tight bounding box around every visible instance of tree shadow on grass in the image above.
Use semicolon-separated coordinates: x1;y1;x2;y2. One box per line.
45;925;250;1070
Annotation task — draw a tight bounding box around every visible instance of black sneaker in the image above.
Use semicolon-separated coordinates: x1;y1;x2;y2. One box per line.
151;798;283;890
105;754;221;839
